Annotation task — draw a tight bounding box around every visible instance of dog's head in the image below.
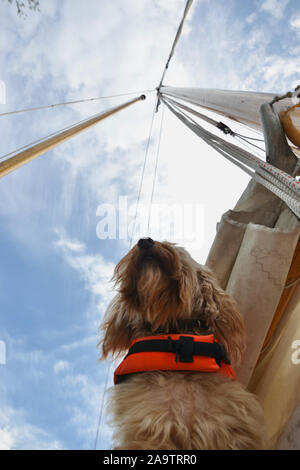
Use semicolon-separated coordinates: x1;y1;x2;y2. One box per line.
100;239;245;366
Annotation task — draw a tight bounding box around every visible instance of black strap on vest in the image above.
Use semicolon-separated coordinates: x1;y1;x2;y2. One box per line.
125;335;230;367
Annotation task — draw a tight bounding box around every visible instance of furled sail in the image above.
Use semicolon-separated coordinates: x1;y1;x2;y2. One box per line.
159;85;300;449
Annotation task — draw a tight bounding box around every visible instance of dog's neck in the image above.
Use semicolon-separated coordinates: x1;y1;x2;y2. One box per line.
142;319;211;336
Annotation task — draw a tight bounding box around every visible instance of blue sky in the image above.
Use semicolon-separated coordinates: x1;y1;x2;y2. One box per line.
0;0;299;450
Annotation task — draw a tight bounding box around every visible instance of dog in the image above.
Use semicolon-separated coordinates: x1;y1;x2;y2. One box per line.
99;238;265;450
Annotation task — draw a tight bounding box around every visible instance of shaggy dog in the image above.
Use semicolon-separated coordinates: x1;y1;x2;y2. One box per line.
100;238;265;450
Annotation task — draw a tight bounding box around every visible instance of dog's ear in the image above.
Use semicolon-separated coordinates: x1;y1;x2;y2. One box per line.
197;266;246;366
98;295;133;360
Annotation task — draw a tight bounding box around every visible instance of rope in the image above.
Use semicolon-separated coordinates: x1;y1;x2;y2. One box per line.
163;95;266;153
269;85;300;105
284;274;300;289
161;95;223;128
0;89;155;118
253;172;300;219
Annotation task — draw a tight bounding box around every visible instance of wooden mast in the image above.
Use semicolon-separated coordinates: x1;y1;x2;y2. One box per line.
0;94;145;179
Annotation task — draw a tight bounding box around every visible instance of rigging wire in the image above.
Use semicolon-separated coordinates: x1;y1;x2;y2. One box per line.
94;99;161;450
0;89;155;118
147;104;165;234
162;95;291;192
94;360;112;450
158;0;194;88
234;132;264;142
161;96;300;218
0;95;148;164
234;135;265;160
94;0;193;447
161;94;266;153
158;94;219;127
0;112;102;162
129;98;157;249
234;134;266;153
161;97;255;177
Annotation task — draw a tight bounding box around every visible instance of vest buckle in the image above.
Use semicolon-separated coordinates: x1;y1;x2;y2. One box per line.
167;335;194;363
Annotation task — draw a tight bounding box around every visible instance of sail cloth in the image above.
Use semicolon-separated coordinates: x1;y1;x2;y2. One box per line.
159;87;300;449
207;162;300;451
160;95;300;219
160;86;295;132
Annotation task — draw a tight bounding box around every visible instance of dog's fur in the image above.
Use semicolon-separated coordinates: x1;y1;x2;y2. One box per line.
99;240;265;450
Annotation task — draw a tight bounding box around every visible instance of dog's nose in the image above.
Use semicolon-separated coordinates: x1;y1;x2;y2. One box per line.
137;237;154;250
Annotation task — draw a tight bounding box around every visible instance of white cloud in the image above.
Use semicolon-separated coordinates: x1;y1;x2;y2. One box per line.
0;0;198;262
246;12;257;24
261;55;300;91
0;406;63;450
54;231;115;319
59;335;97;353
0;428;15;450
53;360;71;374
54;367;113;448
54;237;85;254
260;0;289;19
1;0;299;451
0;332;108;449
290;14;300;33
3;0;293;264
246;28;269;51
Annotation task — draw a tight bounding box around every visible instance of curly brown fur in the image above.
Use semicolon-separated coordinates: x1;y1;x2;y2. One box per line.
99;240;265;450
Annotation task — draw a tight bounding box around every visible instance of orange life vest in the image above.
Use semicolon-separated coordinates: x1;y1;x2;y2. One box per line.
114;334;236;385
